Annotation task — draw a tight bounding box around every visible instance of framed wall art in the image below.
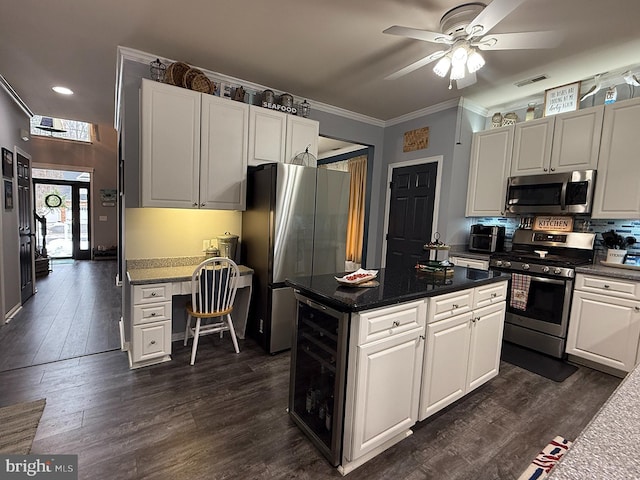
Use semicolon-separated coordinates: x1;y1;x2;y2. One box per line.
543;82;580;116
2;147;14;178
4;179;13;210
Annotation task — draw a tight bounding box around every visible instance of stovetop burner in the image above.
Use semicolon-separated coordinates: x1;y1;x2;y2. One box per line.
491;251;592;268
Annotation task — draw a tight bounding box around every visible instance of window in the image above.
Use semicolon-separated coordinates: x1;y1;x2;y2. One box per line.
30;115;92;143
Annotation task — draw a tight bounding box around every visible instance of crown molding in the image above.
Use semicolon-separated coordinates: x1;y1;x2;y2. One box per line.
385;98;460;126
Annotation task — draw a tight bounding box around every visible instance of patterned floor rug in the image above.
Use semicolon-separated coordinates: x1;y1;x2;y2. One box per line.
518;436;573;480
0;399;46;454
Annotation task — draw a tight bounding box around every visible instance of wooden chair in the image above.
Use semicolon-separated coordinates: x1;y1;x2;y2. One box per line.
184;257;240;365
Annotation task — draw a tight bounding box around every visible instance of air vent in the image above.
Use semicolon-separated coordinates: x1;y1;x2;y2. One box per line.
515;74;549;87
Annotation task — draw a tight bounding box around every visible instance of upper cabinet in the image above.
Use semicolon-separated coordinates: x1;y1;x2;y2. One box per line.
511;105;604;176
248;106;319;167
550;106;603;173
511;116;555;176
592;97;640;219
141;79;248;210
465;126;514;217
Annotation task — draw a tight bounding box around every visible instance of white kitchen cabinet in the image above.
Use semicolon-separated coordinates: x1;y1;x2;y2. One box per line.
592;97;640;218
248;105;319;167
129;282;173;368
466;126;514;217
344;300;426;463
419;283;506;421
449;256;490;271
141;79;248;210
550;105;603;173
510;116;555;176
567;273;640;373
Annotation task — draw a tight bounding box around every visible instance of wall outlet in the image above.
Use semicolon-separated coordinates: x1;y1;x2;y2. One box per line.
203;239;210;251
99;215;107;221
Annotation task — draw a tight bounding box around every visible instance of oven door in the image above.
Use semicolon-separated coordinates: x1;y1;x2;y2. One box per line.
505;274;573;338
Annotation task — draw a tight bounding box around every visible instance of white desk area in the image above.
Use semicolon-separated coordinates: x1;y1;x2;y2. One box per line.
123;257;253;369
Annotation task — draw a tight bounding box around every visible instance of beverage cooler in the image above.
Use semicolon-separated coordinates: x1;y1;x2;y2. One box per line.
289;292;349;466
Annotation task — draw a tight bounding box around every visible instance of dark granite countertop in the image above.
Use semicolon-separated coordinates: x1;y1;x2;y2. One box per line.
286;266;509;312
575;262;640;282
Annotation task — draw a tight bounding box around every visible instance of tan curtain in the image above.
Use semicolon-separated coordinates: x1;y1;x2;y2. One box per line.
346;156;367;264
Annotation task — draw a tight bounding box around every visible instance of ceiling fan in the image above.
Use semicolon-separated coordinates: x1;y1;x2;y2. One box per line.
383;0;562;89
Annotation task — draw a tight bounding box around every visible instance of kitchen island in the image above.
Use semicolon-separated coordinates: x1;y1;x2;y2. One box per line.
286;266;509;474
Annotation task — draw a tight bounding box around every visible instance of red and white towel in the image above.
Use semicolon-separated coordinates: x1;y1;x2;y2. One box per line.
518;436;573;480
510;273;531;311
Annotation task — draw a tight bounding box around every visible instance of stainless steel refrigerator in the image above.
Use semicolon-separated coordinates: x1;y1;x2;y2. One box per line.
242;163;350;353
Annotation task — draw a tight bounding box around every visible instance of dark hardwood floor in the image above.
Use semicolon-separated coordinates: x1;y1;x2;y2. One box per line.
0;259;121;372
0;260;622;478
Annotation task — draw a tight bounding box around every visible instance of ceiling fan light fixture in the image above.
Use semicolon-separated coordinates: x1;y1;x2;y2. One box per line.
467;49;485;73
451;45;468;68
433;56;452;77
450;63;466;81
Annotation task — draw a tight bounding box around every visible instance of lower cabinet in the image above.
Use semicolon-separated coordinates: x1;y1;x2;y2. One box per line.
343;300;426;464
419;293;506;421
567;287;640;372
132;320;172;364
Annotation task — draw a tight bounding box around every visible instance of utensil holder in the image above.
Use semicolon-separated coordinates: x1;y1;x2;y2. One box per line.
606;249;627;264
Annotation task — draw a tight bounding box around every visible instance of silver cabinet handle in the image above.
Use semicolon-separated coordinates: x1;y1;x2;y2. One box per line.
635;306;640;312
420;335;426;340
452;304;459;309
200;203;205;207
491;293;497;298
150;312;157;316
392;321;400;327
192;202;198;207
550;167;555;172
150;340;156;345
151;292;157;297
604;285;610;289
543;168;548;172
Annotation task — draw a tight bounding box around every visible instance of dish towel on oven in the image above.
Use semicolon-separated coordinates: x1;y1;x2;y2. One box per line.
510;273;531;310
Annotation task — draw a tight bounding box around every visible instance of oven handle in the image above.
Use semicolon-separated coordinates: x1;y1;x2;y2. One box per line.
560;180;568;210
524;274;567;286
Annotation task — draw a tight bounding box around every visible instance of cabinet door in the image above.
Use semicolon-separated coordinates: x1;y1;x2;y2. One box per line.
467;302;505;391
141;79;201;208
550;106;603;173
592;97;640;219
349;328;424;460
465;126;513;217
566;290;640;372
511;117;555;176
200;95;249;210
248;106;286;166
285;116;319;166
419;312;472;421
132;320;172;363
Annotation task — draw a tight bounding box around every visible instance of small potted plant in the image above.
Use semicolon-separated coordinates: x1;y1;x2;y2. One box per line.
602;230;636;264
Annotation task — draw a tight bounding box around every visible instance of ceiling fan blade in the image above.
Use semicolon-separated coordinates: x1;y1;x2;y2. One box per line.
383;25;453;44
456;71;477;89
466;0;527;36
385;50;448;80
475;31;563;50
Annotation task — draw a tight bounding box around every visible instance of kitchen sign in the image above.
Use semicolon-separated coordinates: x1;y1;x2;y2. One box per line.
533;216;574;232
544;82;580;116
403;126;429;152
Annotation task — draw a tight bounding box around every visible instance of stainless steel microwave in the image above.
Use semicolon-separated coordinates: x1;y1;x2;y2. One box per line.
505;170;596;215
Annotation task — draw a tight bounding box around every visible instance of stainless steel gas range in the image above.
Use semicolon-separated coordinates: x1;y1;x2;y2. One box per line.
490;229;596;358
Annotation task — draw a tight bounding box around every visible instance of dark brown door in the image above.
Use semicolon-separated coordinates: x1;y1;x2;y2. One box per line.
17;151;34;304
385;162;438;270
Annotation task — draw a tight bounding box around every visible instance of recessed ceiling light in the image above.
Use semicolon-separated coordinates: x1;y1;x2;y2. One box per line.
52;86;73;95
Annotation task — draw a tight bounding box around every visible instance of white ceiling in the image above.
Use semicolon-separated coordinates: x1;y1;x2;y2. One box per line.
2;0;640;127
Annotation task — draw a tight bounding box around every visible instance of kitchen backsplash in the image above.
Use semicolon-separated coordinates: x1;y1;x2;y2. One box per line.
472;217;640;254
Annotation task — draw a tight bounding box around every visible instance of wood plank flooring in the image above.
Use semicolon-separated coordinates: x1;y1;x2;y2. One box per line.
0;260;622;478
0;260;121;372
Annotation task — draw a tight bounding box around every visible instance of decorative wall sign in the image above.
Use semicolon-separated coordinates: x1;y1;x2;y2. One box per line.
100;188;117;207
403;127;429;152
544;82;580;116
533;216;574;232
2;147;13;178
4;179;13;210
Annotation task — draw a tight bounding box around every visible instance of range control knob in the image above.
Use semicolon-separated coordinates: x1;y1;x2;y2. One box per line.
522;264;530;270
553;268;562;275
504;261;512;268
495;260;503;267
542;266;550;273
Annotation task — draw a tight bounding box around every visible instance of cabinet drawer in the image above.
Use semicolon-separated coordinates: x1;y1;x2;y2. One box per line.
450;256;489;271
133;301;172;325
133;283;172;304
575;274;640;300
357;300;426;345
428;289;474;323
132;320;172;363
474;281;508;308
